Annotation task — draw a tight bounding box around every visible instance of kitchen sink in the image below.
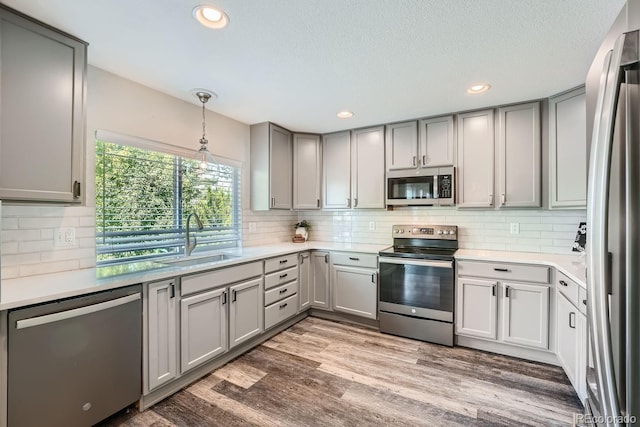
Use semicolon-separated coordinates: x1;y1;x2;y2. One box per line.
158;253;240;267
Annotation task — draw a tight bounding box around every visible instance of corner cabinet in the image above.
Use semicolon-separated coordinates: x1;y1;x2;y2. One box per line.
497;102;541;208
250;122;292;210
293;134;321;209
549;87;587;208
0;5;86;203
456;110;495;208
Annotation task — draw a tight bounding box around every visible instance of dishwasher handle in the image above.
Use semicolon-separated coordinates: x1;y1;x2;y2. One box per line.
16;293;141;330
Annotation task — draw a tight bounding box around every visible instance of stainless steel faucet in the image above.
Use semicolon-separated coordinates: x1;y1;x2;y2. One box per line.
185;213;204;256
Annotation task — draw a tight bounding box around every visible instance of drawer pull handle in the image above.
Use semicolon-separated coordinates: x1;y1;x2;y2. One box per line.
349;257;360;261
279;303;288;309
569;312;576;329
559;280;568;287
492;284;496;296
494;268;509;272
279;273;288;279
279;259;288;264
279;288;288;294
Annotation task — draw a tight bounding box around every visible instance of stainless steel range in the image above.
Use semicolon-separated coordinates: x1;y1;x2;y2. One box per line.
378;224;457;346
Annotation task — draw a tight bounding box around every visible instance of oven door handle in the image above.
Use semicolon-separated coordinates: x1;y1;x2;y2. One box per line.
379;257;452;269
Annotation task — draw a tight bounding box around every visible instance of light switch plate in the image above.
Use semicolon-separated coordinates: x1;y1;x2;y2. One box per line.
510;223;520;235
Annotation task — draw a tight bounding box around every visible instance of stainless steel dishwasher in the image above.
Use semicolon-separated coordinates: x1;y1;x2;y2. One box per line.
8;285;142;427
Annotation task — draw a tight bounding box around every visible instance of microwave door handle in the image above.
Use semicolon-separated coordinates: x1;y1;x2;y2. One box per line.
433;175;438;199
587;32;631;424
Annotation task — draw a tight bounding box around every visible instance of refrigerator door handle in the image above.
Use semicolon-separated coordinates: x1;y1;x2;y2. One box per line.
586;31;636;424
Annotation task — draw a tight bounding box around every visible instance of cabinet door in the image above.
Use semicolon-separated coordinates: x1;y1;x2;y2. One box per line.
549;87;587;208
298;252;312;311
0;8;86;203
385;121;418;170
269;124;292;209
311;251;330;309
147;279;177;391
180;287;227;374
502;282;549;349
576;310;587;402
456;277;498;340
351;126;385;209
323;131;351;208
556;292;578;387
332;265;377;319
293;134;321;209
229;278;263;349
497;102;541;208
456;110;495;207
419;116;454;167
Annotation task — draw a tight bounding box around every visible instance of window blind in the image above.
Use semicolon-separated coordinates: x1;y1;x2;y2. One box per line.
96;140;241;263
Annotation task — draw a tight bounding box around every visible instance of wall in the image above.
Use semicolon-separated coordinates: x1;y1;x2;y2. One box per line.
298;208;586;254
1;66;295;279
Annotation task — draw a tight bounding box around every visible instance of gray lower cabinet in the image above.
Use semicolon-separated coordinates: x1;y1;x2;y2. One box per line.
456;260;551;351
331;252;378;319
0;5;86;203
229;278;264;348
146;279;178;392
310;251;330;309
264;254;299;329
298;252;311;311
180;287;227;373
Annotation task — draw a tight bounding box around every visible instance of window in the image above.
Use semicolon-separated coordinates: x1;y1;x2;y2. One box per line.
96;138;241;264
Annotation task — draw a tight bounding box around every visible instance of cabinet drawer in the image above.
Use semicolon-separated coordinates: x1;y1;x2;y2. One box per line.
264;281;298;306
457;260;549;284
557;270;580;308
265;254;298;273
265;294;298;330
332;252;378;268
578;286;587;315
265;266;298;290
181;261;262;296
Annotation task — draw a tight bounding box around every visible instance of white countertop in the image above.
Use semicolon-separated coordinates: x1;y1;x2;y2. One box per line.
0;242;586;311
0;242;388;311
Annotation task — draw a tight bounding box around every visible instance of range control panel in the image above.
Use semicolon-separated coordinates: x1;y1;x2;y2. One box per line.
392;224;458;239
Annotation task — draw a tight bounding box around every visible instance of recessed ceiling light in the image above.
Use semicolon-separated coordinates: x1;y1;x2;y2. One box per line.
193;5;229;29
337;111;354;118
467;84;491;94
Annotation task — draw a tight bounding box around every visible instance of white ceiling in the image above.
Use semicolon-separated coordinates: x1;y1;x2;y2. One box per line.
4;0;625;133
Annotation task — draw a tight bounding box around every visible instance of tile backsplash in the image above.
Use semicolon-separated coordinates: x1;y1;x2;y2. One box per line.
1;205;96;279
296;207;587;253
1;204;585;279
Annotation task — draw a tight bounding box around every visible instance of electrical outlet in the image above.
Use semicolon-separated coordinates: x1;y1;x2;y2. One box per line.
369;221;376;231
248;222;257;232
55;227;76;247
510;223;520;235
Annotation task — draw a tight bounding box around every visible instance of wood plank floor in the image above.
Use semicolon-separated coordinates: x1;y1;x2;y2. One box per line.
100;317;583;426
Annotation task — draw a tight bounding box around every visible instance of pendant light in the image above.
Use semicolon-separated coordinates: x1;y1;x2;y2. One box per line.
194;91;215;170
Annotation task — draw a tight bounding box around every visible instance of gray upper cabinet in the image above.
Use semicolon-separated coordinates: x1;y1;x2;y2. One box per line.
250;122;292;210
351;126;385;209
456;110;495;208
549;87;587;208
497;102;541;208
419;116;455;167
385;121;418;170
322;131;351;209
0;5;86;203
292;133;321;209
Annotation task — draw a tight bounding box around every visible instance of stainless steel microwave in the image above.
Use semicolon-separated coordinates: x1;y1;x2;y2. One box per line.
386;167;455;206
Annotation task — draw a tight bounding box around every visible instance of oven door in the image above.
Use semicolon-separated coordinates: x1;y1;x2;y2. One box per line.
378;257;454;322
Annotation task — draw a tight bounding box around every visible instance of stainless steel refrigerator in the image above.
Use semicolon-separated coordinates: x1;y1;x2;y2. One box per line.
586;2;640;425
